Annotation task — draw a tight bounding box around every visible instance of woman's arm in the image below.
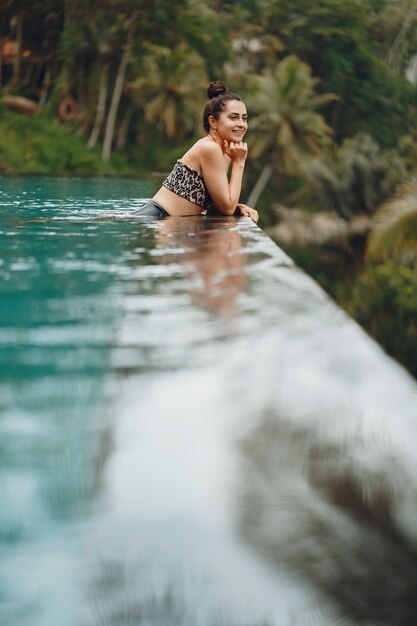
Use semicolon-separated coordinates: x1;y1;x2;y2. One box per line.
200;141;247;215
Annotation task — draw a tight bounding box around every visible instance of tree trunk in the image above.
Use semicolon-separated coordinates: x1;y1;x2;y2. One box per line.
385;0;417;72
76;57;90;136
102;13;138;162
23;60;33;88
39;64;52;105
0;44;2;89
64;0;75;30
87;63;110;149
115;104;134;151
0;9;6;87
10;13;23;93
406;53;417;85
246;164;273;208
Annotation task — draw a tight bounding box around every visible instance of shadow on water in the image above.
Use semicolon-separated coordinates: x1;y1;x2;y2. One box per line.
1;176;417;626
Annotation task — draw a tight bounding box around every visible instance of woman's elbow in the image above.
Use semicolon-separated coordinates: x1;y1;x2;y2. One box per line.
221;207;236;216
213;202;236;216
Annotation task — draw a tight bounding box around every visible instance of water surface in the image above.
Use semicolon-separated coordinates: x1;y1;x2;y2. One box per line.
1;176;417;626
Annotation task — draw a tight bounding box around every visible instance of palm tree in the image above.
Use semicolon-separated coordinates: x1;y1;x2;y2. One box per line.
246;56;335;208
367;178;417;259
102;10;138;162
304;133;406;220
128;43;207;142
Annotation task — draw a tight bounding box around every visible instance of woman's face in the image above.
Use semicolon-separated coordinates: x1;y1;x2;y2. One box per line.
212;100;248;143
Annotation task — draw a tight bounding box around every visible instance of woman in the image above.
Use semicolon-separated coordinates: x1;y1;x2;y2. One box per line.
135;81;259;223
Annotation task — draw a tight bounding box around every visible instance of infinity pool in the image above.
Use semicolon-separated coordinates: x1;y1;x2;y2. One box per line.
1;176;417;626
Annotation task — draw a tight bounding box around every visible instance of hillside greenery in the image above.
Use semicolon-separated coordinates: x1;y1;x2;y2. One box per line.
0;105;138;175
2;0;417;190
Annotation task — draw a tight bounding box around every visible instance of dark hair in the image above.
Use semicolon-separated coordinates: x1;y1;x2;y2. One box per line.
203;81;242;133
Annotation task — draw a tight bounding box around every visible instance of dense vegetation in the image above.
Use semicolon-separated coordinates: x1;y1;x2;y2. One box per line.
2;1;417;178
1;0;417;376
0;106;138;174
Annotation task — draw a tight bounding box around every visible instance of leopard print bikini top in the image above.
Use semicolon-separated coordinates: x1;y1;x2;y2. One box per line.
162;161;212;210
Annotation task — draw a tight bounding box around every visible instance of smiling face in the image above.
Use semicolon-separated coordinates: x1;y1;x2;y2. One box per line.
209;100;248;142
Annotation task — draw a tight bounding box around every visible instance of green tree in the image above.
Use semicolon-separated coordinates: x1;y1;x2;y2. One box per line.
247;56;334;208
128;43;208;142
397;133;417;173
176;0;232;77
344;259;417;378
304;133;406;219
251;0;417;147
367;178;417;259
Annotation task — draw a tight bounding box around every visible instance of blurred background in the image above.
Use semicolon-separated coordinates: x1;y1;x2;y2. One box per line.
1;0;417;378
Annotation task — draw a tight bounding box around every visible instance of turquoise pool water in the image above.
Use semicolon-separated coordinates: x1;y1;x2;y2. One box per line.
1;176;417;626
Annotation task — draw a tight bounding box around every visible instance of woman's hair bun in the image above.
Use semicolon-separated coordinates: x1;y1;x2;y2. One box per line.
207;81;227;99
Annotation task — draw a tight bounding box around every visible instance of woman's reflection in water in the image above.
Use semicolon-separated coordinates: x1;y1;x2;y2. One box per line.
155;214;247;315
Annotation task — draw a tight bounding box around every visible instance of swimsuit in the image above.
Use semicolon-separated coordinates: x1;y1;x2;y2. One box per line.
132;200;169;219
132;160;211;219
162;161;212;210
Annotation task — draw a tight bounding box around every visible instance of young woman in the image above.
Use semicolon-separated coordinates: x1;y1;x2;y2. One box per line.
135;81;259;223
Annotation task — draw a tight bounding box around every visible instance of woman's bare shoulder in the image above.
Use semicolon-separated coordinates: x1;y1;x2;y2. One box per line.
182;137;223;170
195;137;223;161
188;136;219;153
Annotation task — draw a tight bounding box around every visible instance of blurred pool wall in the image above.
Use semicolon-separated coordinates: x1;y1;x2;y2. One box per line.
1;176;417;626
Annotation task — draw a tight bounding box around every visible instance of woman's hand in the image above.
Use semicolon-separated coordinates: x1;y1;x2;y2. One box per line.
236;203;259;223
224;140;248;165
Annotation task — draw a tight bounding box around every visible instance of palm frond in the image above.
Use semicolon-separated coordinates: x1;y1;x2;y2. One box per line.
247;55;334;171
367;179;417;259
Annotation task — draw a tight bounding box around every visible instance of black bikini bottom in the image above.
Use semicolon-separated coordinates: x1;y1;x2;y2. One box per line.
133;200;169;219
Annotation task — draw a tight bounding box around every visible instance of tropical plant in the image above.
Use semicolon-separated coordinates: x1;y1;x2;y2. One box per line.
127;43;208;142
176;0;232;77
225;24;284;75
344;259;417;379
366;178;417;259
397;132;417;172
304;133;406;220
246;55;335;207
2;0;417;174
253;0;417;147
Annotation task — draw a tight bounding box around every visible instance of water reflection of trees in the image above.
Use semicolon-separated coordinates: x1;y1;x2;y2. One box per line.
88;553;274;626
236;412;417;625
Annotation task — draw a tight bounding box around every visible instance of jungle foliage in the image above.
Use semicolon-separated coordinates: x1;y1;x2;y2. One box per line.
1;0;417;180
344;260;417;379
